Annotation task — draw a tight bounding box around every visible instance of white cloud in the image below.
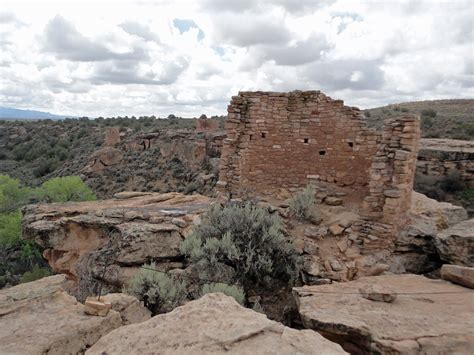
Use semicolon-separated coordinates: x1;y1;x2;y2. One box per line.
0;0;472;117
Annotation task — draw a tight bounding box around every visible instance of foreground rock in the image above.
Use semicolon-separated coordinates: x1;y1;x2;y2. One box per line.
410;191;468;229
441;264;474;289
294;274;474;354
391;193;469;274
22;192;213;300
435;218;474;266
87;293;346;355
0;275;123;355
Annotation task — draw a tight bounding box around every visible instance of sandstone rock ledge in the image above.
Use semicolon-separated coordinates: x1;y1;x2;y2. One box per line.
0;275;123;355
22;192;213;300
293;274;474;354
87;293;347;355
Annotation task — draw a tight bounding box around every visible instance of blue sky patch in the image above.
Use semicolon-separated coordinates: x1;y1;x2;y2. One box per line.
173;19;204;41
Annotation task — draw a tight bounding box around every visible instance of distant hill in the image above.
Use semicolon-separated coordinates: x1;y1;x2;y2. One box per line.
363;99;474;140
0;107;68;120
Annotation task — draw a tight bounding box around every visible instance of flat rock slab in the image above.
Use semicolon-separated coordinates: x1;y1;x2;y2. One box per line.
0;275;122;355
87;293;346;355
441;264;474;289
294;274;474;354
435;218;474;266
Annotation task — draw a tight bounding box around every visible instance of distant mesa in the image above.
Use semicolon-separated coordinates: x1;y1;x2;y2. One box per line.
0;106;70;120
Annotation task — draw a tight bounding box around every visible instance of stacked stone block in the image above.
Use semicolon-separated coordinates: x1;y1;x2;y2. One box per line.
363;116;420;234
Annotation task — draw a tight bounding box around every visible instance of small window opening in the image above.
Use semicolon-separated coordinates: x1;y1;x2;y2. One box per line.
319;150;326;156
304;138;309;144
261;132;266;138
348;142;354;148
249;134;253;141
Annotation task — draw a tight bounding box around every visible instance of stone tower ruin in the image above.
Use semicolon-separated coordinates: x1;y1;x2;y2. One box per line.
218;90;420;240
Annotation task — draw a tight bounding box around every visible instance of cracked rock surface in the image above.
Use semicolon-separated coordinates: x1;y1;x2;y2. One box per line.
86;293;346;355
22;192;213;301
293;274;474;354
0;275;123;355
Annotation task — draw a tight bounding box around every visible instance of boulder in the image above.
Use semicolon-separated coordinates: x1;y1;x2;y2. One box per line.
22;192;213;301
411;191;468;229
100;293;151;324
435;219;474;266
294;274;474;354
325;196;343;206
87;293;346;355
329;223;344;236
441;264;474;289
0;275;122;355
85;147;123;172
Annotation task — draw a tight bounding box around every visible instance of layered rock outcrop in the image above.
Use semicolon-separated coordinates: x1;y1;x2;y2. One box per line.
87;293;347;355
22;192;213;300
416;138;474;189
0;275;123;355
294;274;474;354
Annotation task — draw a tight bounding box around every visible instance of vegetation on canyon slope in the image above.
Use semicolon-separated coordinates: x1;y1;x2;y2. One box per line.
363;99;474;140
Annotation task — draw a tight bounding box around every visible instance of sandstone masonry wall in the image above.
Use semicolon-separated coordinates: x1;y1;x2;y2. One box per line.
104;127;121;147
218;91;381;196
195;118;219;133
218;90;421;241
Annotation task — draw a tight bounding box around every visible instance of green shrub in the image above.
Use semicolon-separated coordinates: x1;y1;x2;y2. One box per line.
462;123;474;138
422;116;434;129
183;181;199;194
421;109;437;118
20;266;51;283
439;173;464;193
181;203;301;284
33;158;59;177
0;176;33;212
39;176;96;202
125;263;187;315
458;188;474;202
200;283;245;305
288;186;320;223
0;210;21;247
20;240;42;263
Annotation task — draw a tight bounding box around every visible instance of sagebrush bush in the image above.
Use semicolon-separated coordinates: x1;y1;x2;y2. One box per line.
288;186;320;223
200;282;245;305
439;172;464;193
181;203;301;284
125;263;187;315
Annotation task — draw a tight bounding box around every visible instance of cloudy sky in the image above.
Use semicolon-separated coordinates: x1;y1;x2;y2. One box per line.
0;0;472;117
